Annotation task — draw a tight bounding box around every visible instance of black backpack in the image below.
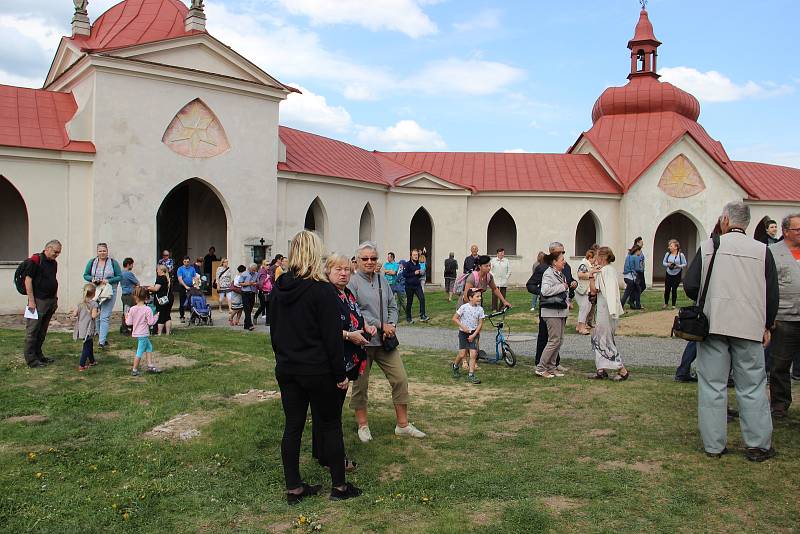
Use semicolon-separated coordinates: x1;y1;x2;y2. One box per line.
13;254;38;295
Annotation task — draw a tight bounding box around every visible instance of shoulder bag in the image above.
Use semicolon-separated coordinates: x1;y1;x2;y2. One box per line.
377;277;399;352
672;234;720;341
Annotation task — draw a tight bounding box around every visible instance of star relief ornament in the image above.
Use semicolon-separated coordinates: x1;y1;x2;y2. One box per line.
658;155;706;198
162;99;230;158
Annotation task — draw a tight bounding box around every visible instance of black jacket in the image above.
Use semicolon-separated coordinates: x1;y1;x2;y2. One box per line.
444;258;458;277
270;271;345;381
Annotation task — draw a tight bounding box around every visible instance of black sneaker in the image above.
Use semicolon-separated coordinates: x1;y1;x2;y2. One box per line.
329;482;362;501
744;447;776;462
674;375;697;383
39;356;55;363
705;447;728;458
287;483;322;505
27;360;46;368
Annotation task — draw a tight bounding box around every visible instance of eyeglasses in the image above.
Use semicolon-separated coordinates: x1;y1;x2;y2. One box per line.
360;256;378;262
786;228;800;233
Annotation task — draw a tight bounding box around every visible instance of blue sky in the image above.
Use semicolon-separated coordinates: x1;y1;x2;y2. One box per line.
1;0;799;166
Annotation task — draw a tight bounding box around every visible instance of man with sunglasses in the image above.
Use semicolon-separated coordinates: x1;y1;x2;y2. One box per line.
348;242;426;442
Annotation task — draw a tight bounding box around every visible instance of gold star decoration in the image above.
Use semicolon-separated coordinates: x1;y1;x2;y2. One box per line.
658;155;705;198
162;99;230;158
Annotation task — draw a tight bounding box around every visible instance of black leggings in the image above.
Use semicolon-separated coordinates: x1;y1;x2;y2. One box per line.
664;272;681;306
277;373;346;489
312;387;347;467
254;291;269;323
405;286;426;321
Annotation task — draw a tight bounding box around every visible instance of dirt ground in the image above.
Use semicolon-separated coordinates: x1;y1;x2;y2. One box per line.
617;309;676;337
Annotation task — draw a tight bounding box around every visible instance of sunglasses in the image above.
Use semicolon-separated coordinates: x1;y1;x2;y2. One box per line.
360;256;378;261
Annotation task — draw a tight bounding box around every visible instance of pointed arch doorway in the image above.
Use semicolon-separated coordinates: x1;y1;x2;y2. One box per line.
653;212;700;282
0;176;28;260
410;207;433;282
157;179;227;265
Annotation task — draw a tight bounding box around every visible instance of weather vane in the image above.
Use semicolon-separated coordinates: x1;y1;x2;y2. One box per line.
640;0;648;9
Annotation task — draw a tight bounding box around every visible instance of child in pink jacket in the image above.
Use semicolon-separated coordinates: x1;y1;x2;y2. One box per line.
125;287;160;376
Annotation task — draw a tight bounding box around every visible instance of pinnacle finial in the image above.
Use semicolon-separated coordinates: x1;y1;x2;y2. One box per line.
186;0;207;32
72;0;90;36
639;0;648;9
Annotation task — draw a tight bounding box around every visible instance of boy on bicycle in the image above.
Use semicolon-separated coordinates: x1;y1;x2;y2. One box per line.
451;288;485;384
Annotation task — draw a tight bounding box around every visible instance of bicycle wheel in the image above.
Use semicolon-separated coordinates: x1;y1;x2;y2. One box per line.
501;342;516;367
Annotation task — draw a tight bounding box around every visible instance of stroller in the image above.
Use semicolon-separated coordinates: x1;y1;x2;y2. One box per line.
186;287;213;326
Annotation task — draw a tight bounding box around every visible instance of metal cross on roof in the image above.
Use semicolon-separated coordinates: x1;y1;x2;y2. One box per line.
639;0;648;9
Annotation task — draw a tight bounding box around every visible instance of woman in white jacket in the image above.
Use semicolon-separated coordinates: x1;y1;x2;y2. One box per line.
535;251;570;379
588;247;630;381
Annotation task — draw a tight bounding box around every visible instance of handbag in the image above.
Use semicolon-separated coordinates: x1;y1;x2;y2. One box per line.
94;282;114;305
539;292;568;309
672;234;720;341
156;294;169;306
377;277;399;352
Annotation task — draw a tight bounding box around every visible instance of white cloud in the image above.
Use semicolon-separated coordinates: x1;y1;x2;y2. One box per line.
404;58;525;96
280;84;353;133
357;119;446;150
274;0;438;38
659;66;793;102
729;144;800;169
503;148;526;153
453;9;502;32
0;68;43;89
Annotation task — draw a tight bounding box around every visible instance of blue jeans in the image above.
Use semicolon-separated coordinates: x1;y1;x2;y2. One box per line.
675;341;697;379
79;337;95;367
530;294;539;309
97;286;118;345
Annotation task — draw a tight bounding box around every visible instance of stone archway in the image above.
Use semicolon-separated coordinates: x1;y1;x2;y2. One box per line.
304;197;327;241
157;178;227;264
359;203;374;243
653;212;701;282
487;208;517;255
575;210;600;256
410;207;433;282
0;176;29;261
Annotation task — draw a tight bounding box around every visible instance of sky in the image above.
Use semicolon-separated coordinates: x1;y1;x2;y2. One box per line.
1;0;799;167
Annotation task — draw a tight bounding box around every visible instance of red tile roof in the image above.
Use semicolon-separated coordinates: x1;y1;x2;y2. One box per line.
731;161;800;202
279;126;620;193
70;0;201;52
0;85;95;153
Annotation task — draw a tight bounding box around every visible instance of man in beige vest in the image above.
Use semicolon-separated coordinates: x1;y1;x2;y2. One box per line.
684;201;779;462
768;213;800;417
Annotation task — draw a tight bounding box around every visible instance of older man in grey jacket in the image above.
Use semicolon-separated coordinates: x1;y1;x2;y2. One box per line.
684;201;778;462
768;213;800;417
348;242;426;443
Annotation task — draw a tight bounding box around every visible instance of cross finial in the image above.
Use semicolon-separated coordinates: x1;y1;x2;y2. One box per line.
639;0;648;9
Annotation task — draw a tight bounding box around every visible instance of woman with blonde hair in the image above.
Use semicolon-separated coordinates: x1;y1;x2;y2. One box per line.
588;247;629;381
270;231;361;503
661;239;687;309
574;249;596;335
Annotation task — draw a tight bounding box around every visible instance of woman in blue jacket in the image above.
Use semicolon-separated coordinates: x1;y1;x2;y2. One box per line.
620;245;643;310
83;243;122;348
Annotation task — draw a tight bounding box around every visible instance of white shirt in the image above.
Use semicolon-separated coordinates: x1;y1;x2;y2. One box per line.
457;303;486;331
490;257;511;287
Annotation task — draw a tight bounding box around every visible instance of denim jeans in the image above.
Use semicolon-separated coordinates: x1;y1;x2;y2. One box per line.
405;286;426;321
97;286;117;345
675;341;697;379
79;337;95;367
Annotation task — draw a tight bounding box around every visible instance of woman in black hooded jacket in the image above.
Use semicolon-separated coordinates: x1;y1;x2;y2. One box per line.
270;230;361;503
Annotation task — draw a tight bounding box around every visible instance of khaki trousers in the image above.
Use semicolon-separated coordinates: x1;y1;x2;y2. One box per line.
349;346;410;409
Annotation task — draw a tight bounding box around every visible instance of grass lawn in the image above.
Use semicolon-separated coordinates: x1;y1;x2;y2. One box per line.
407;288;692;335
1;326;796;533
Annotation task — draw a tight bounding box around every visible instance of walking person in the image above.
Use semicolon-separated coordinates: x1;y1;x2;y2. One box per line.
176;256;198;323
532;243;576;368
119;257;139;335
662;239;687;309
239;263;259;331
767;213;800;418
253;259;273;325
535;250;570;379
22;240;61;368
634;236;647;296
349;242;426;442
215;258;232;312
383;252;405;316
125;287;161;376
490;248;511;311
684;201;778;461
587;247;629;381
270;231;361;503
444;253;458;301
72;283;99;371
574;249;596;335
83;243;122;349
400;249;429;324
620;245;643;310
451;288;485;384
463;244;479;274
149;264;173;335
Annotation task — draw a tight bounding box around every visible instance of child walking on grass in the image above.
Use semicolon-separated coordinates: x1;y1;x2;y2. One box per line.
125;287;160;376
73;283;99;371
451;288;485;384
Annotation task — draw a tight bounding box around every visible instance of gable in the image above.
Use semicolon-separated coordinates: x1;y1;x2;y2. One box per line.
45;38;87;87
394;172;468;191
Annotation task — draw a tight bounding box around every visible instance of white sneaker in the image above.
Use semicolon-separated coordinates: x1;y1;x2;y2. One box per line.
395;423;426;438
357;425;372;443
556;365;569;373
530;307;536;311
552;371;565;377
535;370;555;379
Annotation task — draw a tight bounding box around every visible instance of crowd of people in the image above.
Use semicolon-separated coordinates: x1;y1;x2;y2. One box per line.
18;201;799;502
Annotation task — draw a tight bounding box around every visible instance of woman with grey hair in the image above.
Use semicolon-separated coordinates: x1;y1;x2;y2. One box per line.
348;242;426;442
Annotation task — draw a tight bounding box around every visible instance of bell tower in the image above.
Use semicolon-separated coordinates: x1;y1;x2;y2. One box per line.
627;2;661;79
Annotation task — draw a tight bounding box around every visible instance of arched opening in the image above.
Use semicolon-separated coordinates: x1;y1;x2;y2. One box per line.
410;207;433;282
486;208;517;256
359;203;374;243
753;216;771;243
0;176;29;260
637;49;646;71
304;197;327;241
653;212;701;282
575;211;600;256
157;178;227;266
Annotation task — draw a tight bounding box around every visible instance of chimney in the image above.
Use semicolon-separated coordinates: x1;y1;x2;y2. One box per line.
185;1;207;32
71;1;91;37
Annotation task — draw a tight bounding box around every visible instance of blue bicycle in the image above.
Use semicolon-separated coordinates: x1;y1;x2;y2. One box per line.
477;307;516;367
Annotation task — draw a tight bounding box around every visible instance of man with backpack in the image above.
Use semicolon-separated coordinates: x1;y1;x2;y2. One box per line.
18;240;62;368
